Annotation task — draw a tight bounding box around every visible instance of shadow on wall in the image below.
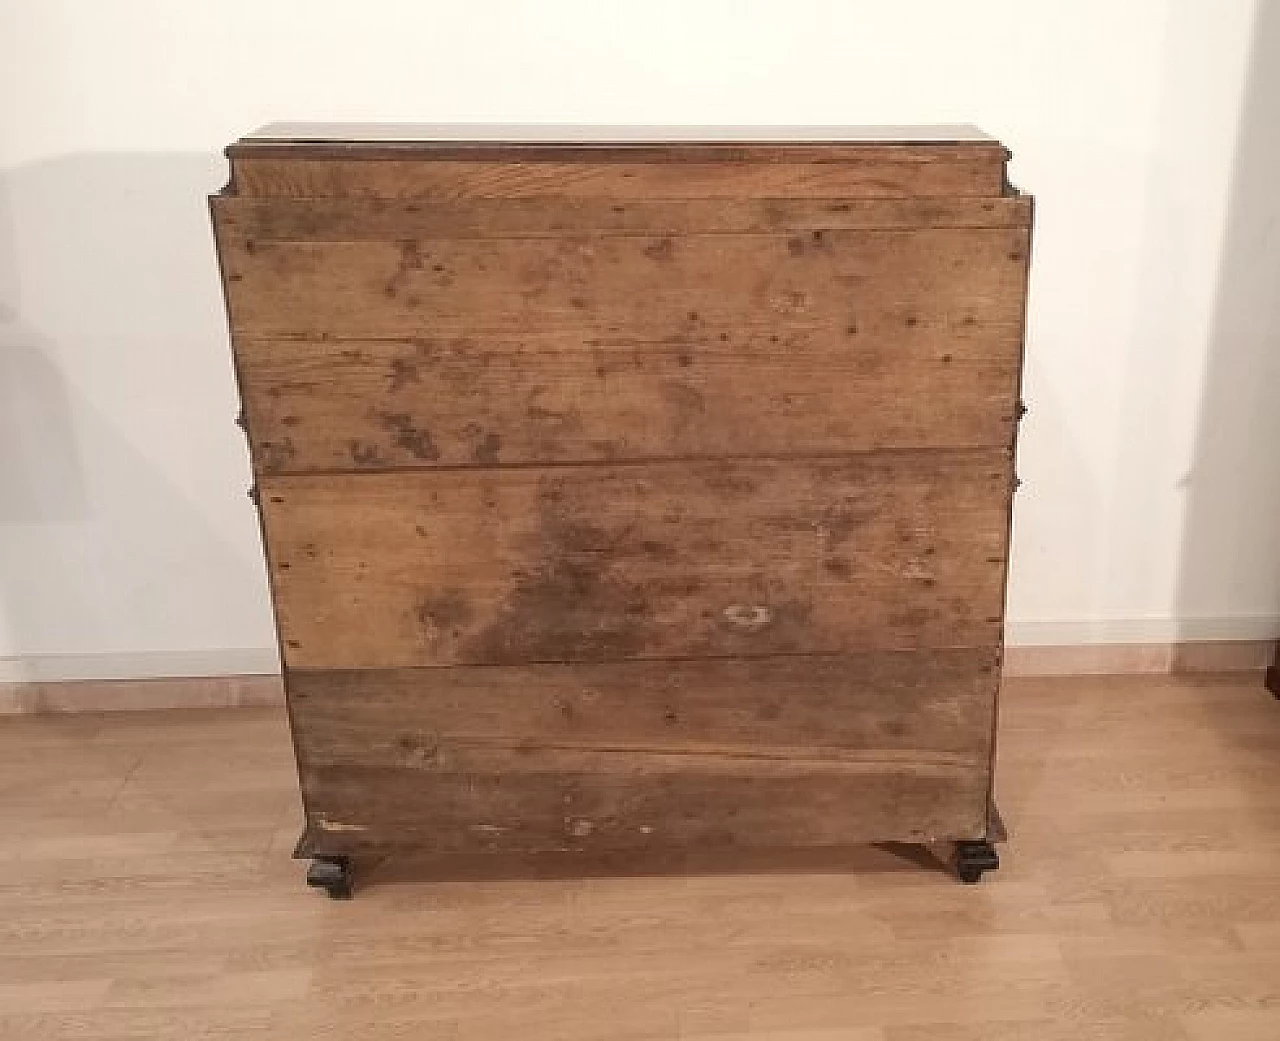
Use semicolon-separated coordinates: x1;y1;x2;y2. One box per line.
1174;0;1280;643
0;185;85;523
0;152;275;676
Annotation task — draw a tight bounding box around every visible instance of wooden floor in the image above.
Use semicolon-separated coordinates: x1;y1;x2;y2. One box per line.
2;674;1280;1040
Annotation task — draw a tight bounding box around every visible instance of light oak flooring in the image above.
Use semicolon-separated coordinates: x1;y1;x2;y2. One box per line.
2;673;1279;1040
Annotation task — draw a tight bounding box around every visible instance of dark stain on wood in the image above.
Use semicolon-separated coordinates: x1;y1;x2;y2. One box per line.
462;475;726;663
416;589;473;638
889;606;932;630
640;539;677;561
703;471;757;500
474;432;502;465
348;440;385;467
643;237;674;261
820;501;874;547
383;239;425;298
662;382;705;431
466;554;645;663
587;439;621;460
388;356;421;392
257;437;296;470
824;557;853;579
377;411;439;461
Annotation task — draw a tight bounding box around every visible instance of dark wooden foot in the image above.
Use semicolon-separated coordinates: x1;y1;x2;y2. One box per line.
1266;663;1280;698
955;840;1000;884
306;854;354;899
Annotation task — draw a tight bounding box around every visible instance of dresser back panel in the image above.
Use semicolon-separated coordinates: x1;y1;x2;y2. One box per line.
209;127;1030;870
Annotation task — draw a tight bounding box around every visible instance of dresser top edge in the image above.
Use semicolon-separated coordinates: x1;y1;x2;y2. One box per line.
239;122;1001;147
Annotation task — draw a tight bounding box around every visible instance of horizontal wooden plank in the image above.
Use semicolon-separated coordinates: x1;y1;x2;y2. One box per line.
286;650;999;764
300;746;990;855
300;752;990;854
216;226;1030;342
260;455;1012;669
237;332;1021;471
221;216;1029;470
227;146;1008;200
213;195;1032;240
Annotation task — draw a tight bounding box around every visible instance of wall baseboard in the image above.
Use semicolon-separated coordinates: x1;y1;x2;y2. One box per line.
0;640;1273;715
1002;639;1275;677
1005;614;1280;647
0;648;279;684
0;675;284;715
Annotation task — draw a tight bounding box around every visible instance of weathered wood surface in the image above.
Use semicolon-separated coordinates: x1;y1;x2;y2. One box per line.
207;132;1030;869
216;226;1030;342
226;143;1008;200
260;454;1012;669
301;748;991;855
213;195;1032;240
216;207;1029;470
236;332;1022;470
286;650;999;762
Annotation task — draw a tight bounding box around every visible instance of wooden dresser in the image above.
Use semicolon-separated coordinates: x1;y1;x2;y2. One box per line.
210;123;1032;896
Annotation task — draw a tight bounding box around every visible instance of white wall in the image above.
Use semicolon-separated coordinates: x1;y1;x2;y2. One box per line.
1;0;1277;680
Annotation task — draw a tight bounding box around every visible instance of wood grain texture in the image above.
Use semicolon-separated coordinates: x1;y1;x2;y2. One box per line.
226;143;1008;200
287;651;998;853
234;331;1022;471
3;674;1279;1041
216;226;1030;342
260;454;1012;669
300;749;990;855
206;132;1031;884
213;194;1032;240
287;651;999;761
216;206;1029;470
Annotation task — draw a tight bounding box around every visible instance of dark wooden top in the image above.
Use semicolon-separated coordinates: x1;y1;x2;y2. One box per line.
226;123;1008;166
221;123;1013;200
